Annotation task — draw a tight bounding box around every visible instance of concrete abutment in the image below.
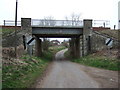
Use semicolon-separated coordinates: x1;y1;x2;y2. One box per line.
83;19;92;56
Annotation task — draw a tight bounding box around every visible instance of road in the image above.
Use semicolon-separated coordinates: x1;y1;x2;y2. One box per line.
35;49;100;88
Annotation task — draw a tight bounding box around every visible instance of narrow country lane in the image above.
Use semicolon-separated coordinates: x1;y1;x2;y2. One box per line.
35;49;100;88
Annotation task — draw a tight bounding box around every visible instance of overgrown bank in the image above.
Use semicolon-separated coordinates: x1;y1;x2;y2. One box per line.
65;51;119;71
2;46;66;88
2;55;51;88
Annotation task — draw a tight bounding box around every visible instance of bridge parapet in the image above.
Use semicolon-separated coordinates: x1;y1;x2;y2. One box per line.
31;19;83;27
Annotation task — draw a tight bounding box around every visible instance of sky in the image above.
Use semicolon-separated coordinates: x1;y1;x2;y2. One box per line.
0;0;120;41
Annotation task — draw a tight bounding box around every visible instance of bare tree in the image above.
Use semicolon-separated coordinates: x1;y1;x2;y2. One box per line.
39;16;56;26
71;12;81;26
42;38;50;51
39;19;44;26
65;16;70;26
44;16;56;26
65;12;81;26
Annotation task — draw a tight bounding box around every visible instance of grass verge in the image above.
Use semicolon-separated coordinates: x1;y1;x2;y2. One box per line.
2;56;50;88
2;45;66;88
64;50;119;71
71;55;119;71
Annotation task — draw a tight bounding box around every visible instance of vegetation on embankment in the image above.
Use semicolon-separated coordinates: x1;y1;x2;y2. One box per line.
2;28;15;37
2;45;66;88
97;29;119;39
64;51;119;71
49;46;67;55
2;55;50;88
2;26;21;37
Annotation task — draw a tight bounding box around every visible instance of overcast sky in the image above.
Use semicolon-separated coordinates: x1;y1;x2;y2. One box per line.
0;0;120;28
0;0;119;29
0;0;119;41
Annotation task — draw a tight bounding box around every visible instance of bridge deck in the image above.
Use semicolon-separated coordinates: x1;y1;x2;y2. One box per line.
32;26;83;38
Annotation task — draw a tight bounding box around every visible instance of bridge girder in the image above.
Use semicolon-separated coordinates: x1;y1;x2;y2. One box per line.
32;26;83;38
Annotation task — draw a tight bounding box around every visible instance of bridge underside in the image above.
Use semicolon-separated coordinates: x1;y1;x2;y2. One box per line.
32;26;83;38
32;26;83;58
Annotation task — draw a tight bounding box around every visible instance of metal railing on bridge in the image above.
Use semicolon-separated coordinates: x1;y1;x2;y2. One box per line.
3;19;110;27
31;19;83;27
93;20;110;27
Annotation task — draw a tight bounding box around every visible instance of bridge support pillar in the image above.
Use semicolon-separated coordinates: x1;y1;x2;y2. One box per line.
69;37;80;58
75;37;80;58
35;37;42;57
83;19;92;56
69;38;75;58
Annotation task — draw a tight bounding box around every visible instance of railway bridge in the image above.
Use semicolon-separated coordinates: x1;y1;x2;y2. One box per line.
21;18;92;58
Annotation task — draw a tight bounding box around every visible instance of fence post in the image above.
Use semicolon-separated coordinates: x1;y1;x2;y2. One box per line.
4;20;5;26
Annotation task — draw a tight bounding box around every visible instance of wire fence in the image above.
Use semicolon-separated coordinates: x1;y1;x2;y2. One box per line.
3;20;21;26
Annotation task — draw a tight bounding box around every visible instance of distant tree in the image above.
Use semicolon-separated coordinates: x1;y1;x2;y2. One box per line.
65;12;82;26
71;12;81;26
42;38;50;51
39;16;56;26
62;39;69;48
64;16;70;26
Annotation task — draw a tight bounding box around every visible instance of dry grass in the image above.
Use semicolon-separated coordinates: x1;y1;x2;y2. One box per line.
97;29;119;39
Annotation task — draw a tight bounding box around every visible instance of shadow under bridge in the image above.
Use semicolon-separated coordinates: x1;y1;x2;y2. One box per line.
32;26;83;58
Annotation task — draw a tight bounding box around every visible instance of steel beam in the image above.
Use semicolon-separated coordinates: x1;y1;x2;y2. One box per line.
32;26;83;38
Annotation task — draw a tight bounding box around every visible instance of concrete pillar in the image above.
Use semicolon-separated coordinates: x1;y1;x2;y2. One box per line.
83;19;92;56
75;37;80;58
69;38;75;58
35;37;42;57
80;35;84;57
73;38;76;58
21;18;32;35
69;39;72;57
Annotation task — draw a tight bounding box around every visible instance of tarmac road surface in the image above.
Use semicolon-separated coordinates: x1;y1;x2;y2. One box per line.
35;49;100;88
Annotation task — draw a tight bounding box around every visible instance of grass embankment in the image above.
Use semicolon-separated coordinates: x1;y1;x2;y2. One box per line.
97;29;119;39
65;51;119;71
2;55;50;88
2;28;15;37
2;27;21;37
2;45;66;88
